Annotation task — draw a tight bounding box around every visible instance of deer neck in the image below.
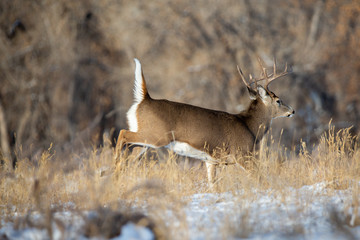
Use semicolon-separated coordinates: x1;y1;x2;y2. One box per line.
240;100;272;141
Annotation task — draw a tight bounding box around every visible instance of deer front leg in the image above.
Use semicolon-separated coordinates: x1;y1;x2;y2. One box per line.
205;162;217;188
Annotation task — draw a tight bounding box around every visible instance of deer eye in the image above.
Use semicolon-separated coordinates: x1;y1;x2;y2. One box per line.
276;99;281;106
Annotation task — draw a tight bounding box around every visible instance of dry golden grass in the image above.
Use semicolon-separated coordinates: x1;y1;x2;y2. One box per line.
1;124;359;238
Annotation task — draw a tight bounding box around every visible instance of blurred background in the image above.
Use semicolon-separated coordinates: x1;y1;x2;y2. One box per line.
0;0;359;164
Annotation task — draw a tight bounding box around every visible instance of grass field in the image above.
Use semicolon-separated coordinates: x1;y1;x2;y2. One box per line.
1;124;359;239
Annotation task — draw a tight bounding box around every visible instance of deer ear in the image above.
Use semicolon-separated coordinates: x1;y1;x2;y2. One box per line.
247;87;257;100
257;86;270;100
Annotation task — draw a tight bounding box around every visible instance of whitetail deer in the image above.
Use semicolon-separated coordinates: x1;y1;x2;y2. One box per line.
115;58;294;185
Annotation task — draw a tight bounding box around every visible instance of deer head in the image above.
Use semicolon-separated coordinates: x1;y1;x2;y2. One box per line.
237;59;295;120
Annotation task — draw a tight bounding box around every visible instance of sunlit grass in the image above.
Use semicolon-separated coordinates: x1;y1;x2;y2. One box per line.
1;125;359;238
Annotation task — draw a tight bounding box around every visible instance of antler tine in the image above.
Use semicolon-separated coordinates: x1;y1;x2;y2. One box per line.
257;57;269;86
237;65;251;89
273;58;277;76
249;74;258;89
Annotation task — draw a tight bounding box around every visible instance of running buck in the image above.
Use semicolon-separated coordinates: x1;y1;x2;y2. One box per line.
115;58;295;185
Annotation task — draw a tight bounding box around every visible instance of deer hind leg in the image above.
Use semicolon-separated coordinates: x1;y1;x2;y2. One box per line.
114;129;127;163
114;129;171;162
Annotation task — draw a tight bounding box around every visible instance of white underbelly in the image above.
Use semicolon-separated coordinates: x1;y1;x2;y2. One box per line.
165;141;213;161
129;141;214;162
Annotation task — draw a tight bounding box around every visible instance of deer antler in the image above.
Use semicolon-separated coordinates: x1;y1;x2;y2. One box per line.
237;65;271;89
257;57;289;90
238;59;290;91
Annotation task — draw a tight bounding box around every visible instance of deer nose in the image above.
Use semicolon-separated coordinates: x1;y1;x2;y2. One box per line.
287;109;295;117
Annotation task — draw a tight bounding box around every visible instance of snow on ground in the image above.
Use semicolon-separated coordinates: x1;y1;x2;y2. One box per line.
186;183;360;239
1;183;359;239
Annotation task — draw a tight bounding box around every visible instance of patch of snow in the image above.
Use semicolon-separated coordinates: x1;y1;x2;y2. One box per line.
0;222;48;240
183;183;360;239
113;222;154;240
